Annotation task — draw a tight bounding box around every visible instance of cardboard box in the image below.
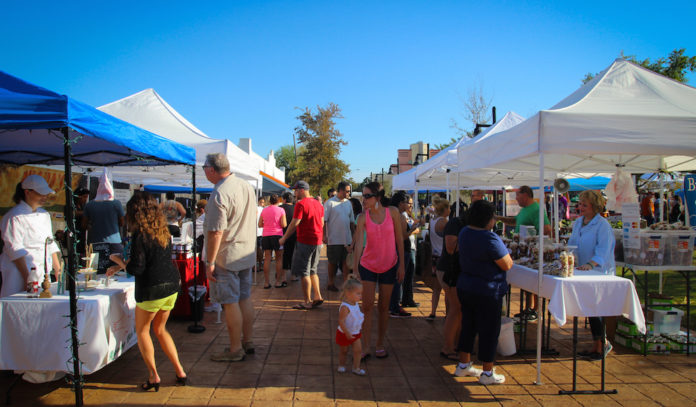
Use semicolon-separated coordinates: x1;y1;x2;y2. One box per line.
613;333;633;348
616;318;639;336
631;336;670;354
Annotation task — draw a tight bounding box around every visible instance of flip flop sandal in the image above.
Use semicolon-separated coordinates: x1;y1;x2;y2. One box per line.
292;303;313;310
312;299;324;307
375;349;388;358
263;284;272;289
281;281;288;287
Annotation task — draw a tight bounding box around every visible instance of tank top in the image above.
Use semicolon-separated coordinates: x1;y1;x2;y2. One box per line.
360;207;398;273
338;302;364;335
430;216;445;256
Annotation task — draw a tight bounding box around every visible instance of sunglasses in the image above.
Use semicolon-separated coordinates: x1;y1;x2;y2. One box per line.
363;193;376;199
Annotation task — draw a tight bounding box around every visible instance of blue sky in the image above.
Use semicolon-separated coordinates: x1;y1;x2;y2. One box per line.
2;1;694;182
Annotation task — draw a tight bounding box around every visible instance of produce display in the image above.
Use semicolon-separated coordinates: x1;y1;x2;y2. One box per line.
503;235;575;277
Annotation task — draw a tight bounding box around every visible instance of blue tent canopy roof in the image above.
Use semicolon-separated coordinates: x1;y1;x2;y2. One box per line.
0;71;196;166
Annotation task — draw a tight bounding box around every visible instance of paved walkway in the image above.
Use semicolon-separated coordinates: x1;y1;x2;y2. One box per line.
2;249;696;406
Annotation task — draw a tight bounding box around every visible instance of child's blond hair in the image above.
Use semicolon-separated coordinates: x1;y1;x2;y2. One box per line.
340;276;362;302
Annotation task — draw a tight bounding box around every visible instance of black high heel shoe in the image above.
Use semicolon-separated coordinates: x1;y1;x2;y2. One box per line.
141;380;160;392
175;375;188;386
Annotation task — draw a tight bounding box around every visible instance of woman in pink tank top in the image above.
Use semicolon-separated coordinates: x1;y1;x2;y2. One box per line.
352;182;404;360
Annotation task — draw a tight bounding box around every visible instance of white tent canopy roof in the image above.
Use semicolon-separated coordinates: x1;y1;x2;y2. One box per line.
98;89;260;186
457;59;696;175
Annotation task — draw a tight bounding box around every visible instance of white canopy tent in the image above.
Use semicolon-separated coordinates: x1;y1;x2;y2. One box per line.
456;59;696;176
392;112;525;191
98;89;260;188
456;58;696;385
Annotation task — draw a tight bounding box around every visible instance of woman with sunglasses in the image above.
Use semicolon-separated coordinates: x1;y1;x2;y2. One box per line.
352;182;405;359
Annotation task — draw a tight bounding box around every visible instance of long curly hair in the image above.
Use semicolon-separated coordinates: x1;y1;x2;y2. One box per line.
126;192;170;247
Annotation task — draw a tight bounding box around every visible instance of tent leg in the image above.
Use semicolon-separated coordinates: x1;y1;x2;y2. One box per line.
534;152;544;385
63;127;84;407
189;165;205;334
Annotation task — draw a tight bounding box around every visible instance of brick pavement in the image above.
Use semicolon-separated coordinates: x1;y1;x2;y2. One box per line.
2;249;695;406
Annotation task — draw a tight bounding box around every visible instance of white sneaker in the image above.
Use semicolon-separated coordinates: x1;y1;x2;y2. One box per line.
454;363;482;377
337;365;347;373
479;369;505;385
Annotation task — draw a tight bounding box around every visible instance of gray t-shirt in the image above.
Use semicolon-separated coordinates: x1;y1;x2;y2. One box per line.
84;200;124;244
204;174;256;271
324;196;354;245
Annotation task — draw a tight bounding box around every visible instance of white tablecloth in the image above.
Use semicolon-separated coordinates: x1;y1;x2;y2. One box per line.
507;265;646;333
0;277;137;383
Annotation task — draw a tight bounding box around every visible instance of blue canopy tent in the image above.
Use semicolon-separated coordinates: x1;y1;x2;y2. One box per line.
0;70;196;406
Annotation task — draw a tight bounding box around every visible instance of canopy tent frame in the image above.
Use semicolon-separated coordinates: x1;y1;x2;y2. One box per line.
1;71;196;406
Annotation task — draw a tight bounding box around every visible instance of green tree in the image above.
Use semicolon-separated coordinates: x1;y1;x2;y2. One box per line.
583;48;696;84
434;136;459;150
293;103;350;196
275;144;305;181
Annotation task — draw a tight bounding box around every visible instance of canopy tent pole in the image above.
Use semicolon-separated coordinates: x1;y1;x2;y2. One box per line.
62;127;84;407
446;170;450;202
456;172;460;217
188;165;205;334
535;152;544;386
659;170;665;223
554;184;559;244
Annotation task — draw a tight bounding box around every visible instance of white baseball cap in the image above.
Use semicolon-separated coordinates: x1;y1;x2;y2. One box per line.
21;174;55;195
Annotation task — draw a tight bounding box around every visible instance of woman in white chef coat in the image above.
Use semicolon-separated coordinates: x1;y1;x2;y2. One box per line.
0;175;62;297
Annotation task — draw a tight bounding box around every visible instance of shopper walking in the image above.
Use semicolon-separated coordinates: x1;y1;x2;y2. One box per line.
280;180;325;310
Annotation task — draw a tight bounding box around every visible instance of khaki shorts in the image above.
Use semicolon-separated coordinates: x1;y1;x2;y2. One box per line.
327;244;348;265
209;266;252;304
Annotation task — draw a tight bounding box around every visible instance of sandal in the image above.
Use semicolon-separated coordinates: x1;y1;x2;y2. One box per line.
175;375;187;386
375;348;388;359
292;302;313;310
280;281;288;287
141;380;160;392
426;314;436;321
312;299;324;308
263;284;272;289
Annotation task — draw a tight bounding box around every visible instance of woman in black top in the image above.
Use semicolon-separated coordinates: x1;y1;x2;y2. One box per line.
280;192;297;281
107;193;186;391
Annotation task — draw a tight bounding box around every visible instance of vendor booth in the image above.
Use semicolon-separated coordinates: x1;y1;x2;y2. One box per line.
0;71;196;405
456;58;696;393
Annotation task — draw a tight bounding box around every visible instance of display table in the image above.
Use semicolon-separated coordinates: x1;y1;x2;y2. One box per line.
507;265;645;395
616;262;695;356
172;257;208;317
0;276;137;383
508;265;646;329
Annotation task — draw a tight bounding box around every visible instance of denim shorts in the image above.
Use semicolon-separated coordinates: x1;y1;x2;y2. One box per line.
358;261;398;285
209;266;252;304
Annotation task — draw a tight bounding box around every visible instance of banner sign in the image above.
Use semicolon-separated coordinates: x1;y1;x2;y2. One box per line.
621;203;641;249
684;175;696;230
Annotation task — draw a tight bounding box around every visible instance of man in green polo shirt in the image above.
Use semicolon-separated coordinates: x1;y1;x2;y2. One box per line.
500;185;551;321
501;185;551;235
